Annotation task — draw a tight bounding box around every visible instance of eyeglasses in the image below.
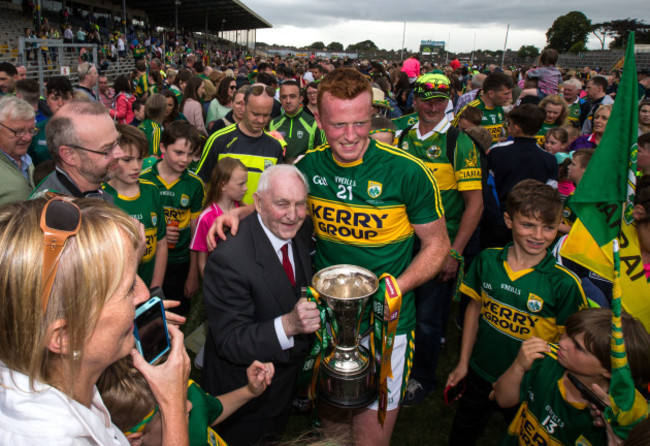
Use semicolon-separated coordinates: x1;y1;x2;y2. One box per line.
0;122;39;138
229;85;237;90
40;197;82;313
66;139;121;157
249;85;275;98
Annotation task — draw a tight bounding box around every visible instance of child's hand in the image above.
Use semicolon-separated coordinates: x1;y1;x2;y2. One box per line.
446;362;468;388
166;224;180;246
514;337;549;372
246;361;274;397
184;274;198;298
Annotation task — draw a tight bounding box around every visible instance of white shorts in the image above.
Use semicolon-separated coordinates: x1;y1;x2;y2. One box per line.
360;333;410;411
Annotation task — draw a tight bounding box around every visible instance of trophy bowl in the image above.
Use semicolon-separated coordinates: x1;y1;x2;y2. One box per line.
312;264;379;408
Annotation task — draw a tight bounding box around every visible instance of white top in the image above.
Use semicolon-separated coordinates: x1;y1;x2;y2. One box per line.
0;361;129;445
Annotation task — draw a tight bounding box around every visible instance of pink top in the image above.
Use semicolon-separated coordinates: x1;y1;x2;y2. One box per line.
190;202;238;252
557;179;575;199
401;57;421;79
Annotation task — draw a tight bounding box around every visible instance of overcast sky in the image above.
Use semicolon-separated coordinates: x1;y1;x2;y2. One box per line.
244;0;646;53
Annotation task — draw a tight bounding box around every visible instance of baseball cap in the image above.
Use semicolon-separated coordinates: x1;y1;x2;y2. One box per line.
414;73;451;101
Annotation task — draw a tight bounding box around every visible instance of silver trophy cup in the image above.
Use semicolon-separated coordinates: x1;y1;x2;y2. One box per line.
312;264;379;408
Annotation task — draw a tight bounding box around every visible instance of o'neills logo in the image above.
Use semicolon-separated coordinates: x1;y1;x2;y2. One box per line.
385;277;398;298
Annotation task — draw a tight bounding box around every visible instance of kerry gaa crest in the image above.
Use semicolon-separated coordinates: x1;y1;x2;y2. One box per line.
368;181;382;199
527;293;544;313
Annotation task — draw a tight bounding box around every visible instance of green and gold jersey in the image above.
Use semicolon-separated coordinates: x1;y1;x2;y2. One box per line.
140;160;205;264
187;380;224;446
133;47;146;61
138;119;162;157
102;180;166;286
501;348;607;446
296;139;444;334
398;119;481;241
459;244;588;383
135;72;149;99
454;98;505;144
567;101;581;128
535;121;558;146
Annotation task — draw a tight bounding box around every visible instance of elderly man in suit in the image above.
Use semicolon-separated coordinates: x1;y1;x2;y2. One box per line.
202;164;320;445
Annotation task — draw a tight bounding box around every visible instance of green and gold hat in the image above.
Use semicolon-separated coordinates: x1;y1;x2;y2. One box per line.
414;73;451;101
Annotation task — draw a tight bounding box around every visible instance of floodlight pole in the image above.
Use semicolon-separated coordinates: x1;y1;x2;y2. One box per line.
401;21;406;60
501;23;510;67
175;0;181;35
122;0;126;40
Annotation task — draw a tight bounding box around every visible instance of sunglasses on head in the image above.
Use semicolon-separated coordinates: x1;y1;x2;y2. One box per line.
40;197;82;313
249;85;275;98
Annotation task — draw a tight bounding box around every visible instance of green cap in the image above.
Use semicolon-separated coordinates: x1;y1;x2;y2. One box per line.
414;73;451;101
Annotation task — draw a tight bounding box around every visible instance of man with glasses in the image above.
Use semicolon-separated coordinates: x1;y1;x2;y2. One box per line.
74;62;98;102
0;96;37;205
196;84;283;205
28;76;74;166
32;101;124;201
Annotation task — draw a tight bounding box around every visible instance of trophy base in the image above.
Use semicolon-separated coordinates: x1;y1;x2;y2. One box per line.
317;348;377;409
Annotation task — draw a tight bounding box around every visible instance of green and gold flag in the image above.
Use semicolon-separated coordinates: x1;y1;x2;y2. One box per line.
560;33;650;331
605;241;648;439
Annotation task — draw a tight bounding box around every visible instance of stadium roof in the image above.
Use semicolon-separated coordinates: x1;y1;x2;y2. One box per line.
125;0;272;33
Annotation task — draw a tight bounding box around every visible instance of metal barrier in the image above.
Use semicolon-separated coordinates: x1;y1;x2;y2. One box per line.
18;37;107;98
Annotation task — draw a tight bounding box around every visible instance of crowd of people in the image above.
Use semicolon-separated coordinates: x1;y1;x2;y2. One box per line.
0;41;650;446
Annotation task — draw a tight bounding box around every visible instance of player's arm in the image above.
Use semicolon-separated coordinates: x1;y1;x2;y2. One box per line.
184;218;199;298
493;337;549;408
150;235;168;289
396;217;450;294
446;297;480;387
439;189;483;281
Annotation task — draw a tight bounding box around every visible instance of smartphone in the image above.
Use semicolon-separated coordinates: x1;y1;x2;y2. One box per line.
444;379;466;406
134;296;171;364
567;373;608;411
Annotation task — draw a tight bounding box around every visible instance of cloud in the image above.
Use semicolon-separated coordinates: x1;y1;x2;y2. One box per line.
245;0;646;51
246;0;646;30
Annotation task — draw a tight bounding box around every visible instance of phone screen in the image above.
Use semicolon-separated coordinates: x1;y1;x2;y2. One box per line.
134;298;170;363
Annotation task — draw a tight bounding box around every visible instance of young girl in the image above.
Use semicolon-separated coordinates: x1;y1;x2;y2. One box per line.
190;158;248;276
544;127;569;156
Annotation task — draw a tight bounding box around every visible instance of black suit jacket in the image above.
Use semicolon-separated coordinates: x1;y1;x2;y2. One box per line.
202;212;313;420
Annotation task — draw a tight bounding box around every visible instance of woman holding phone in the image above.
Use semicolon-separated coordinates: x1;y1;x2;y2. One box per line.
0;197;190;445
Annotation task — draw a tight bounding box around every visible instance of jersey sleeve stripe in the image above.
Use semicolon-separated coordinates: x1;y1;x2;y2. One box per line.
459;282;481;301
196;125;237;173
